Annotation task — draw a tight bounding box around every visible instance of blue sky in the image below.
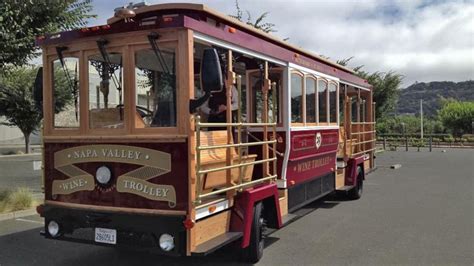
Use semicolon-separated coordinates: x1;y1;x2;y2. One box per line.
88;0;474;87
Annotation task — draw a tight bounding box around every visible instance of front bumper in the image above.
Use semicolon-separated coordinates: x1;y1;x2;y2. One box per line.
41;205;187;256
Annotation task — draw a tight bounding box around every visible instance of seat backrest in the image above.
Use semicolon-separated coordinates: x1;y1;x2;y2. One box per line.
339;126;346;143
198;130;236;164
89;108;124;128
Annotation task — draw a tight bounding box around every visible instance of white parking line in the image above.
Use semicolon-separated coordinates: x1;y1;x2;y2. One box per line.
15;218;44;225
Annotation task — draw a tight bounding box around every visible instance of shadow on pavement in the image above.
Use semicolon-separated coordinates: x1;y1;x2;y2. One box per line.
0;227;254;266
0;194;349;265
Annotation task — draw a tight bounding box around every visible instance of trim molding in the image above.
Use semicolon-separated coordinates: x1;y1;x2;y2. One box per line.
193;32;286;66
289;63;340;82
45;200;186;216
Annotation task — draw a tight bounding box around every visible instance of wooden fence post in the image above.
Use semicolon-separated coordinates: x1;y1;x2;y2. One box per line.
429;136;432;152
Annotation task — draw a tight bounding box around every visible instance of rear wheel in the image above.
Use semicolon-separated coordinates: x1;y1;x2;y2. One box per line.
348;166;363;200
242;202;264;263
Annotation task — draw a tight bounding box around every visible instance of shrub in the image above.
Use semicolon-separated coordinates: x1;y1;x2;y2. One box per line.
413;139;425;151
8;188;33;211
0;187;39;213
389;143;399;151
0;190;12;212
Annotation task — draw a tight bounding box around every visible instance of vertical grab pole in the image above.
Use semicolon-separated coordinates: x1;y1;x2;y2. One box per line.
195;115;202;205
271;81;277;178
237;74;243;189
342;85;347;159
225;50;235;202
262;61;270;178
357;89;361;154
346;94;351;157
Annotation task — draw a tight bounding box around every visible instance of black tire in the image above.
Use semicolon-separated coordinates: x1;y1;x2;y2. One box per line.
348;166;363;200
242;202;264;263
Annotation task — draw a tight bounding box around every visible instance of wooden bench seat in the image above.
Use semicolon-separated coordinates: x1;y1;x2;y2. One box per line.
338;126;356;158
198;130;257;193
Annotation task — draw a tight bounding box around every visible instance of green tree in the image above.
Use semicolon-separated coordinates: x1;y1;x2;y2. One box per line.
0;67;42;153
0;66;72;153
377;115;445;135
360;71;403;119
438;99;474;137
229;0;277;33
337;57;403;119
0;0;95;70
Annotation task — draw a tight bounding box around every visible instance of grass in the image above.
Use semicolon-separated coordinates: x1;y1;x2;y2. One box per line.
0;188;35;213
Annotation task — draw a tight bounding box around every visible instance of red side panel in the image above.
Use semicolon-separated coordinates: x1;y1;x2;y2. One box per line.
230;183;282;248
286;129;338;186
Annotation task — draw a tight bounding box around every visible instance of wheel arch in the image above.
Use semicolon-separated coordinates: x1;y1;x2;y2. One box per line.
230;183;282;248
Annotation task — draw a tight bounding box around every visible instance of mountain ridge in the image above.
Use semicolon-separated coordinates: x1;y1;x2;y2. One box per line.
396;80;474;117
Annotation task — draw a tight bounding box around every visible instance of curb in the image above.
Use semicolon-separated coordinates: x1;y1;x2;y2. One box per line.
0;153;41;160
0;208;38;222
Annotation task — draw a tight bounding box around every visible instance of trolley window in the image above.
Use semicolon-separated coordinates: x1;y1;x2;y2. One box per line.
329;82;338;124
291;73;303;123
134;47;177;128
52;57;80;128
318;79;328;123
305;77;316;123
88;52;124;129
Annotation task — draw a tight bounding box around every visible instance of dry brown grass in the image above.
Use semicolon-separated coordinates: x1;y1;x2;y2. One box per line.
0;188;34;213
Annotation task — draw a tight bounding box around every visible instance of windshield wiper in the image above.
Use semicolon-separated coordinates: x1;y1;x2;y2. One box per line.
55;46;79;121
147;32;171;75
96;38;123;110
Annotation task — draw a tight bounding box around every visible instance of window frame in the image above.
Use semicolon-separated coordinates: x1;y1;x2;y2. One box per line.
290;71;305;126
42;30;186;139
84;47;129;135
130;41;180;134
247;68;284;125
304;75;318;126
317;78;329;125
328;81;339;125
288;69;340;127
47;51;83;136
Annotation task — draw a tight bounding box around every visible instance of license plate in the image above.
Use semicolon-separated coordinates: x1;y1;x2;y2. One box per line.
94;228;116;245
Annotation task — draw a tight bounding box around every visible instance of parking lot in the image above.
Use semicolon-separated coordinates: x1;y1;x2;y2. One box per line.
0;148;472;265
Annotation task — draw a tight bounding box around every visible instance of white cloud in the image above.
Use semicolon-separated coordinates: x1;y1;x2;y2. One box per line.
92;0;474;87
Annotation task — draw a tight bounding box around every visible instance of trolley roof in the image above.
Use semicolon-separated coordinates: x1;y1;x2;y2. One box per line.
37;3;371;89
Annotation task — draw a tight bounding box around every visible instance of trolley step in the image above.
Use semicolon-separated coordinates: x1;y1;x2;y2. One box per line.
336;185;354;192
192;232;243;256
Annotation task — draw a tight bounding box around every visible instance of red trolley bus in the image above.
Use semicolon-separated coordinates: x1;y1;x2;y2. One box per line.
35;3;376;262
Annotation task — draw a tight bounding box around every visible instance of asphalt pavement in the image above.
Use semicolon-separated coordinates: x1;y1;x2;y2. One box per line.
0;148;472;265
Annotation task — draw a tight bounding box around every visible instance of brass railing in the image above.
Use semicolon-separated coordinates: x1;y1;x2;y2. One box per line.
194;74;278;205
350;121;376;157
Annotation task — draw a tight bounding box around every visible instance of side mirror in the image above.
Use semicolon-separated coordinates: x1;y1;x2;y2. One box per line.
200;48;223;93
33;67;43;114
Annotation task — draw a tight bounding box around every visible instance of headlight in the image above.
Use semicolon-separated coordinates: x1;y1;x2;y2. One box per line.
159;234;174;251
47;220;60;237
96;166;111;185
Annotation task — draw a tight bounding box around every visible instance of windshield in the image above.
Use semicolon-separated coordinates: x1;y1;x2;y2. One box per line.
88;52;124;129
135;47;176;128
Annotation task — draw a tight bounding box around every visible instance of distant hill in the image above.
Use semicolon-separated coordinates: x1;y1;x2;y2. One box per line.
396;80;474;117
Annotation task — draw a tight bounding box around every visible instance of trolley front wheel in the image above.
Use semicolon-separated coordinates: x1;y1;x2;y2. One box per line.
241;202;264;263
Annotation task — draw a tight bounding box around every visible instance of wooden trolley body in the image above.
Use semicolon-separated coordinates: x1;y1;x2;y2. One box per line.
36;3;376;261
